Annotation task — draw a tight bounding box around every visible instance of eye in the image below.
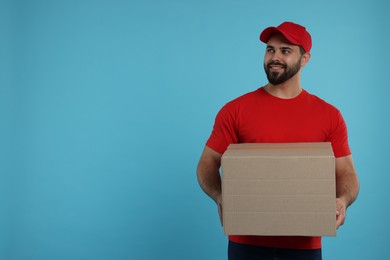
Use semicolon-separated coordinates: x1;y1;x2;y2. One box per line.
266;48;275;53
281;48;292;55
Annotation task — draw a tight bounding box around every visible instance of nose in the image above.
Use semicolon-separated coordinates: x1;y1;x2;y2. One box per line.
271;50;282;62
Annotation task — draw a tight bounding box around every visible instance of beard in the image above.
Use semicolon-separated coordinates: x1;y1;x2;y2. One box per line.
264;57;302;85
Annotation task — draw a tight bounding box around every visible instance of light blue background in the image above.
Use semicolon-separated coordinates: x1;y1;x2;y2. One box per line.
1;0;389;259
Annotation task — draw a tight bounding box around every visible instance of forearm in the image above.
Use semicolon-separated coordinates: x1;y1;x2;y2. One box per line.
335;155;359;207
197;160;222;203
197;147;223;203
336;172;359;207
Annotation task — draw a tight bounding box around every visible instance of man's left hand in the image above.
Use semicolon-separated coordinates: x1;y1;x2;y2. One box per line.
336;197;347;229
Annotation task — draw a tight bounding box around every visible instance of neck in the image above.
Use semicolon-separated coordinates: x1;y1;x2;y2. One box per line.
264;73;302;99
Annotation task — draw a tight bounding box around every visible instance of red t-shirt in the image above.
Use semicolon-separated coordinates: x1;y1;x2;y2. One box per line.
206;87;351;249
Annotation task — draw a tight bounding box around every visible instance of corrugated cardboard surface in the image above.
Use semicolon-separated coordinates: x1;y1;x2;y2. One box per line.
221;142;336;236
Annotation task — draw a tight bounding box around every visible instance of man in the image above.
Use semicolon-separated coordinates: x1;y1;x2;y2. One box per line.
197;22;359;260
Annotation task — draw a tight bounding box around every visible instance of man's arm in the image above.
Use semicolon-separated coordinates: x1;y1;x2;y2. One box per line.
335;155;360;228
197;146;223;224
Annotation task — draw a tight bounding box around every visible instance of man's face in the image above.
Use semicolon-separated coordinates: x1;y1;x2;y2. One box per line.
263;34;304;85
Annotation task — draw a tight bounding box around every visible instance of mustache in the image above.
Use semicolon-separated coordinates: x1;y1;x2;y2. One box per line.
267;61;286;68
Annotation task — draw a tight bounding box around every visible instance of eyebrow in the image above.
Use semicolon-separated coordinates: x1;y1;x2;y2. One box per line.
266;45;294;51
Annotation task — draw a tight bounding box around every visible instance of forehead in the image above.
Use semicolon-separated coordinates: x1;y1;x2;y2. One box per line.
266;33;299;49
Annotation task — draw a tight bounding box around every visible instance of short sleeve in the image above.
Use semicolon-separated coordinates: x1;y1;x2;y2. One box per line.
329;110;351;158
206;103;238;154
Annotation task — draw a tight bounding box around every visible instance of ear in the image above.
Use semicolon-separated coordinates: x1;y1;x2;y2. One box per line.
300;52;311;68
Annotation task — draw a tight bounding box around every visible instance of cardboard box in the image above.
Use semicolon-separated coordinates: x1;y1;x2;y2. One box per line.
221;142;336;236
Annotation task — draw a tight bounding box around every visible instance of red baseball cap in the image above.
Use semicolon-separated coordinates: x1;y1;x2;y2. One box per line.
260;22;312;52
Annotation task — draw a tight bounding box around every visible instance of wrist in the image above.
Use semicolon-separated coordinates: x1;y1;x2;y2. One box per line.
213;192;222;205
336;196;349;207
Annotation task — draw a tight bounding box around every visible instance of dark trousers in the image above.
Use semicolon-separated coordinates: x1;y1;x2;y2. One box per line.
228;241;322;260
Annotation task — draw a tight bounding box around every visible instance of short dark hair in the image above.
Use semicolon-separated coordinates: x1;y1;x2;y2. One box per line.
299;46;306;55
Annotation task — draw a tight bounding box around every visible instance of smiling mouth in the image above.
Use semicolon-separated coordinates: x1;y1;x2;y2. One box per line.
268;64;285;72
267;60;286;70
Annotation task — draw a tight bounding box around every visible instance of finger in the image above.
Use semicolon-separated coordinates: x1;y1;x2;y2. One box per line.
336;213;345;229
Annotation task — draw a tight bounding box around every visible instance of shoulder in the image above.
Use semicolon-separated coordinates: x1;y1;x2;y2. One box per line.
224;88;263;109
305;91;340;114
214;88;262;120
